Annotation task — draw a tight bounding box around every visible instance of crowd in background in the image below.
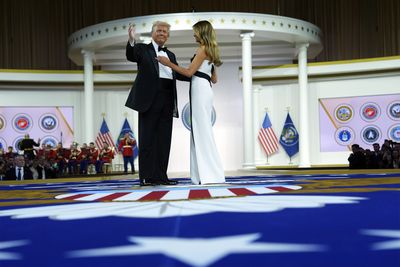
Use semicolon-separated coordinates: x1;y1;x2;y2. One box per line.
0;133;136;181
348;139;400;169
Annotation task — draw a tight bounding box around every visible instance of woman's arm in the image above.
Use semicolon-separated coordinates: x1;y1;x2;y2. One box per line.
157;47;207;78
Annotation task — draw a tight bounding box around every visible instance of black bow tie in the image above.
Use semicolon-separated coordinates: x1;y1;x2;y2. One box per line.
158;46;167;52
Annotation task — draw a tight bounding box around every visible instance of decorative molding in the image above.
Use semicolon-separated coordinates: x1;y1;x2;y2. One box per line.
67;12;322;66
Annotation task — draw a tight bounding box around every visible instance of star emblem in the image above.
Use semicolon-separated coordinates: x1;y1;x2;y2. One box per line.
0;240;29;260
68;233;325;267
0;195;365;220
362;229;400;250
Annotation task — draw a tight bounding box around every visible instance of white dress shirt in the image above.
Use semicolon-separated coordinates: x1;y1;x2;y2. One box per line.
129;39;173;79
151;40;173;80
16;167;24;180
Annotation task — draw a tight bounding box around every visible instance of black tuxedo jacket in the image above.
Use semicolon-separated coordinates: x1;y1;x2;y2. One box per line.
4;167;33;180
125;42;189;118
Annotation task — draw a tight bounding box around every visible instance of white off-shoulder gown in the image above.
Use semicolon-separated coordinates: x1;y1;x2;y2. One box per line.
190;60;225;185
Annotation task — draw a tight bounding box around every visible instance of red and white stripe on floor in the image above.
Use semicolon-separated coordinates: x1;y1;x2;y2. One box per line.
55;185;301;202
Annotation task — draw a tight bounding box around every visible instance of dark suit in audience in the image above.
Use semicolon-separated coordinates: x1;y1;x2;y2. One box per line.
4;166;33;180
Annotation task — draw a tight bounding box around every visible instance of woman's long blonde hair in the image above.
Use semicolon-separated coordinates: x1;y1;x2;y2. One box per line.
193;20;222;66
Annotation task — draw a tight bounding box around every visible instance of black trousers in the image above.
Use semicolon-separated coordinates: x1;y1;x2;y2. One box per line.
123;156;135;173
138;79;174;183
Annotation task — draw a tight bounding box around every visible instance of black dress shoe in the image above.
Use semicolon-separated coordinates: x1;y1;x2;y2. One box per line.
161;180;178;185
140;180;155;186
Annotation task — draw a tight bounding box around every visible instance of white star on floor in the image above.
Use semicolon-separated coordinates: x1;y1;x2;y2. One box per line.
0;240;29;260
68;233;325;267
362;229;400;250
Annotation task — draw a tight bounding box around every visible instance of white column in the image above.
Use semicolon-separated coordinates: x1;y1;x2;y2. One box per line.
297;43;311;167
82;49;94;143
253;85;261;165
240;32;255;169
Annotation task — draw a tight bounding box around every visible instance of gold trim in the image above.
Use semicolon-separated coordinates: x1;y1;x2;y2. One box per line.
56;107;74;135
257;164;350;170
0;81;133;86
252;68;400;82
252;55;400;70
0;69;136;74
257;165;299;169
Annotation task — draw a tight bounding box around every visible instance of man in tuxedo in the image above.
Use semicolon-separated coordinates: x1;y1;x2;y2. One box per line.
5;155;33;180
125;21;188;186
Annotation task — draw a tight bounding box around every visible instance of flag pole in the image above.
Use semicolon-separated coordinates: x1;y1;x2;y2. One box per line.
286;106;293;165
264;107;270;165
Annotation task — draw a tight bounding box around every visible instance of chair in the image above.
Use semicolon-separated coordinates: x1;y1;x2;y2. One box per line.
103;163;112;174
87;164;96;175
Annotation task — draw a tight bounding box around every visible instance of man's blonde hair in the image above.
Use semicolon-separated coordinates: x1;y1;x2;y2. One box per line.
152;21;171;34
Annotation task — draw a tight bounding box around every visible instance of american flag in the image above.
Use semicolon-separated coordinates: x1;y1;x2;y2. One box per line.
258;112;279;155
95;118;116;150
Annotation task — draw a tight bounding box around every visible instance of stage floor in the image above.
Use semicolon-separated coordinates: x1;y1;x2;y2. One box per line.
1;169;399;267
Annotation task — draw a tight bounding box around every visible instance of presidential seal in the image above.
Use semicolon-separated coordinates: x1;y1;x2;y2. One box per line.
387;101;400;120
39;114;58;132
335;127;355;146
12;114;33;132
181;102;216;131
334;104;353;123
388;124;400;142
41;136;58;148
360;102;380;122
0;115;5;131
13;136;25;151
361;125;381;144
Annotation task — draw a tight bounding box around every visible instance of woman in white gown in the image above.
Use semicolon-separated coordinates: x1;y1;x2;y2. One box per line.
157;20;225;185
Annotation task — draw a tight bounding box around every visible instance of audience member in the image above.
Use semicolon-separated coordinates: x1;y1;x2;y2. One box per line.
348;141;400;169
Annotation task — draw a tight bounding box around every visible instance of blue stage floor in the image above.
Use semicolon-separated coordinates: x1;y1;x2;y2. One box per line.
0;171;399;267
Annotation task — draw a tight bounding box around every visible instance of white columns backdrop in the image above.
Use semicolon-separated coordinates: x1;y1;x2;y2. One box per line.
240;32;255;169
82;50;95;143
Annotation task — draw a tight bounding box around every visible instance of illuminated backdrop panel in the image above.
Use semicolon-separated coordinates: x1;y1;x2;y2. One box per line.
0;107;74;150
319;94;400;152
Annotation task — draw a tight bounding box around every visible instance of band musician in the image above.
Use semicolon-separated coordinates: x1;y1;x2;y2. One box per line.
118;133;136;174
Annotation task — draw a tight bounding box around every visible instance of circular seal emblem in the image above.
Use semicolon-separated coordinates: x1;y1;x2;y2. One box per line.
39;114;58;132
387;101;400;120
361;125;381;144
279;123;299;147
13;136;25;151
360;102;380;121
0;115;6;132
335;127;355;146
12;114;33;132
41;136;58;148
0;138;6;150
388;124;400;142
334;104;353;123
181;102;216;131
